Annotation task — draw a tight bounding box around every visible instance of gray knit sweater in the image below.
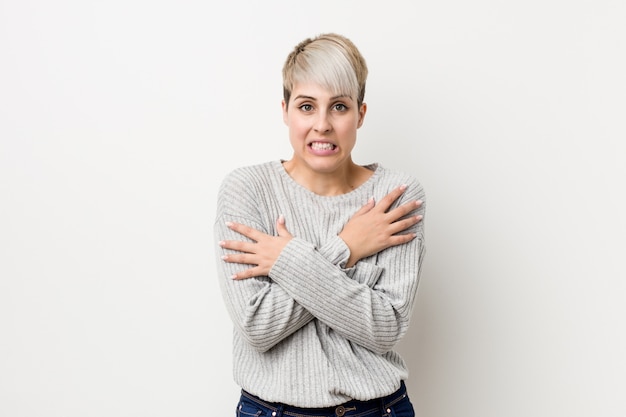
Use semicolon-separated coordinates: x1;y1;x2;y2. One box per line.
214;160;426;407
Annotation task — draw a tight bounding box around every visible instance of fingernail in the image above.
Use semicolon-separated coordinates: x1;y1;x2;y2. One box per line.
400;184;407;191
415;200;423;206
218;240;225;246
277;214;285;224
416;215;423;221
221;255;228;260
230;274;238;280
225;221;233;227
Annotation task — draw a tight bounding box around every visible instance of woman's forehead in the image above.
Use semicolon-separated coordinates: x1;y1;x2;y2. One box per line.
290;82;353;101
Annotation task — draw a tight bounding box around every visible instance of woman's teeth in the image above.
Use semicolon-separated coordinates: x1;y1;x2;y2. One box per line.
310;142;335;150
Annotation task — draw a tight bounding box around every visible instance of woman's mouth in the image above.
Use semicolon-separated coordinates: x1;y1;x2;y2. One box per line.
310;141;337;151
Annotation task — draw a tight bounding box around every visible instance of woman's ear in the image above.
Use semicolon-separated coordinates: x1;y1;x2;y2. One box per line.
357;102;367;128
282;99;288;125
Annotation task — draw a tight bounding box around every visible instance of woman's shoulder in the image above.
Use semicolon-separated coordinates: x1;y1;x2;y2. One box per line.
374;164;426;200
219;161;279;188
216;161;280;218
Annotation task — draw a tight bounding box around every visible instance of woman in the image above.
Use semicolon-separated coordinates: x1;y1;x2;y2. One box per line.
215;33;425;417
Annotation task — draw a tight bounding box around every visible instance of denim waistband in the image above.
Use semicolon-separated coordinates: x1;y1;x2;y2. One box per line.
241;381;408;417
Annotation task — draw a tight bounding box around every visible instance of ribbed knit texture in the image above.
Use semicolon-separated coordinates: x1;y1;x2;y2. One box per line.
214;160;426;407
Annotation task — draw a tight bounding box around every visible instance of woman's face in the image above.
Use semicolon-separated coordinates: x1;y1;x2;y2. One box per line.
282;82;366;175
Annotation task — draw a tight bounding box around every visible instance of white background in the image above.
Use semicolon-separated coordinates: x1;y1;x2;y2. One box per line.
1;1;625;416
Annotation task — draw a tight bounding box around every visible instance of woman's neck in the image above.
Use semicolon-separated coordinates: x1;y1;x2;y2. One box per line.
282;159;373;196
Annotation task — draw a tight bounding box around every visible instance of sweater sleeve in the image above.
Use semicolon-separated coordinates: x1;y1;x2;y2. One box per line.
214;169;316;353
216;216;385;353
317;235;386;288
269;179;426;354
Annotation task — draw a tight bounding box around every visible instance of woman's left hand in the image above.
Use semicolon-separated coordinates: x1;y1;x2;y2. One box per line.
219;215;293;280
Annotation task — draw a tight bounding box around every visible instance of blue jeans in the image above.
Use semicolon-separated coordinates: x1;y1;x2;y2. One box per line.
236;381;415;417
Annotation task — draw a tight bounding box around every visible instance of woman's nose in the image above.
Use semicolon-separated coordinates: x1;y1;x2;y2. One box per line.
313;112;332;133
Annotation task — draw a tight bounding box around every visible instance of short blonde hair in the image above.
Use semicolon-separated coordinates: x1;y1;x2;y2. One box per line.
282;33;368;108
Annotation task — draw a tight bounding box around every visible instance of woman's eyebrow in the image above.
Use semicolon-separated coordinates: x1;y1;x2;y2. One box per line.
293;94;352;101
293;95;316;101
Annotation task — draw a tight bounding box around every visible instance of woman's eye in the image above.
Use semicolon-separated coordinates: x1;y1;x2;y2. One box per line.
333;103;348;111
299;104;313;112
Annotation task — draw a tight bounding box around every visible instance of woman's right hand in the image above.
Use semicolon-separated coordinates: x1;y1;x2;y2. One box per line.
339;185;423;268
